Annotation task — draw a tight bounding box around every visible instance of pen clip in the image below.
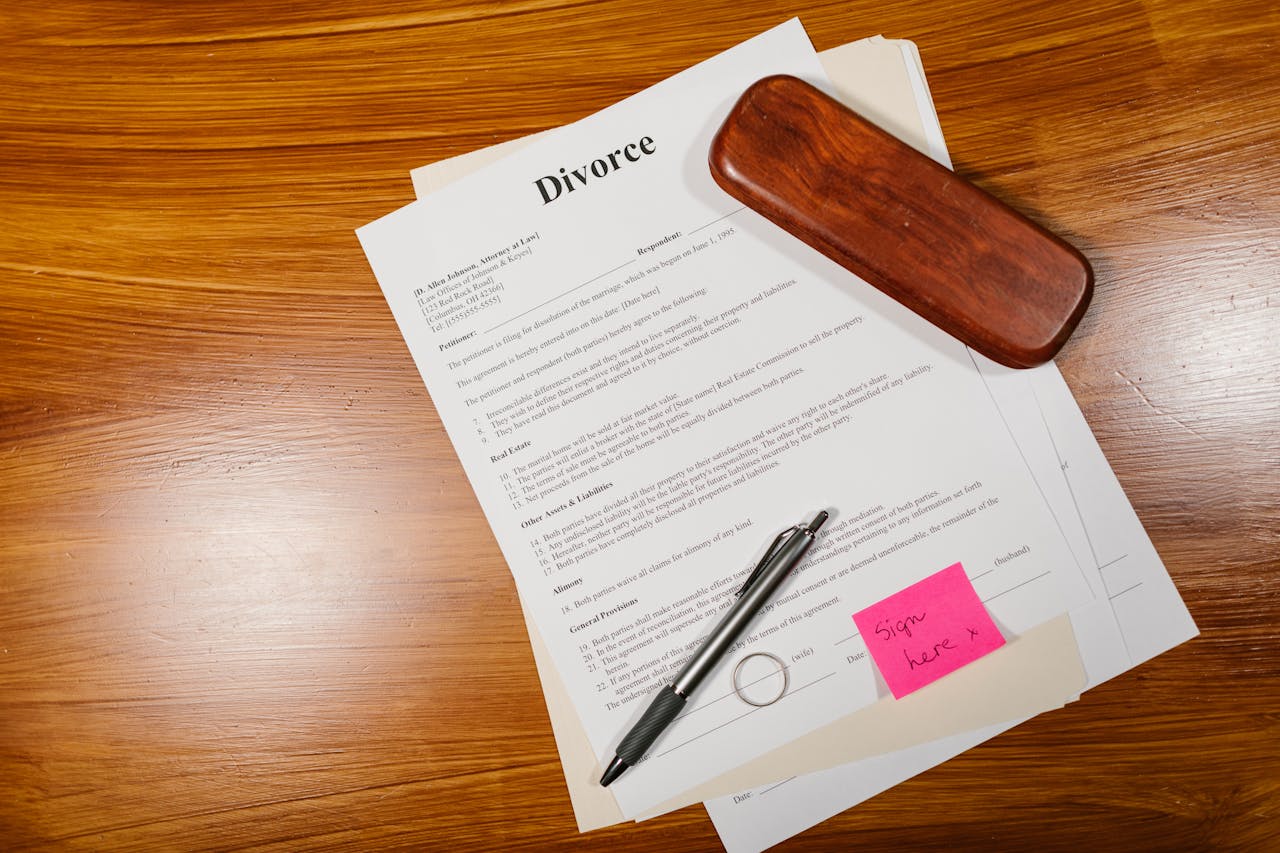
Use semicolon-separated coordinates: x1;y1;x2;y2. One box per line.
736;526;798;596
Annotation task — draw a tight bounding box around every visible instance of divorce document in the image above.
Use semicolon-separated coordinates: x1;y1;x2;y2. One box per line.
357;19;1092;816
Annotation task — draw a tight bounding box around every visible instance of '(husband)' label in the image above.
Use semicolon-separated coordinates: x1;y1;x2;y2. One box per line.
853;562;1005;699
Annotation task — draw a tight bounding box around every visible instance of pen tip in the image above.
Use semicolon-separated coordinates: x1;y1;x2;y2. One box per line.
599;755;628;787
808;510;829;532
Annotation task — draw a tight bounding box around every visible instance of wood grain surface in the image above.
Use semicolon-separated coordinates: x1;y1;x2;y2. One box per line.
2;1;1276;850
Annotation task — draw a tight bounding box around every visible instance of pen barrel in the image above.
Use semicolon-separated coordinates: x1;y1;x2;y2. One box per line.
615;684;687;765
672;527;816;697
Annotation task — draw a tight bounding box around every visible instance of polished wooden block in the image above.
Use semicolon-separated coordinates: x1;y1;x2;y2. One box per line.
711;74;1092;367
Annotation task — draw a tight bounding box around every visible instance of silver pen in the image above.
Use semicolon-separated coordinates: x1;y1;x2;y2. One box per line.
599;510;829;786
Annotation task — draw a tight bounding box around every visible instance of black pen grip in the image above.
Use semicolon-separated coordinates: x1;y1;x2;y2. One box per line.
616;685;686;764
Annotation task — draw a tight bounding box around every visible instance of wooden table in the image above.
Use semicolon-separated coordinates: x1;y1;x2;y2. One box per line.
3;2;1277;849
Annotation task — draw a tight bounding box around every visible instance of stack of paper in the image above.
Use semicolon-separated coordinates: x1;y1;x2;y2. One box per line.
359;20;1196;851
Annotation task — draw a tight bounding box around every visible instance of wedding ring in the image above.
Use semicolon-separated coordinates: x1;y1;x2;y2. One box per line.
732;651;789;707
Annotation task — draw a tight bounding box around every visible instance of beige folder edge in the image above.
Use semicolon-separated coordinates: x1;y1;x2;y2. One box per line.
409;37;1086;831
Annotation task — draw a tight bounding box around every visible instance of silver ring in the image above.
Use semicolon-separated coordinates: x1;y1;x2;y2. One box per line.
732;652;789;707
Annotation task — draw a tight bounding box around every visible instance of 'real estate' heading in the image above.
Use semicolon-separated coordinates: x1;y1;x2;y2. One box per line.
534;135;656;204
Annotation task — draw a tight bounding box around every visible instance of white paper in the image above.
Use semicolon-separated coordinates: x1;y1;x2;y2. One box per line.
704;44;1197;853
411;38;1094;833
706;366;1198;853
357;19;1092;817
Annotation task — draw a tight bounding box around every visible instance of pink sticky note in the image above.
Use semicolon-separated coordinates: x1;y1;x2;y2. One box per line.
852;562;1005;699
